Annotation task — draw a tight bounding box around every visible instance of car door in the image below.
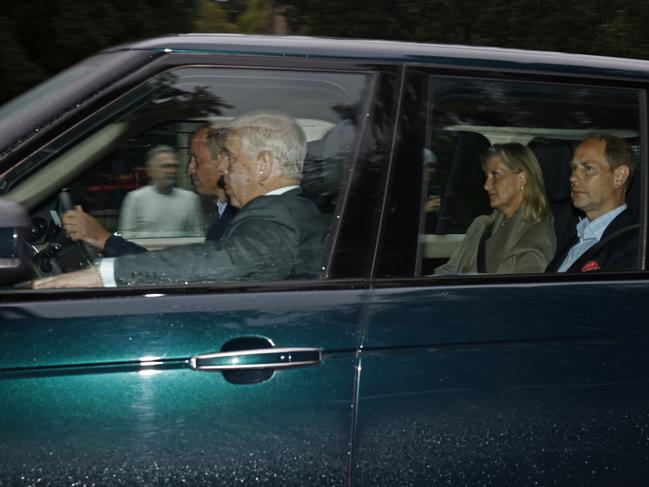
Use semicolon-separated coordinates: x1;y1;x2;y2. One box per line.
0;49;399;485
353;67;649;485
0;288;368;485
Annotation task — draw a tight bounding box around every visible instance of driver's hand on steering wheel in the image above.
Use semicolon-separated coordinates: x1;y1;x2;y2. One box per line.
63;205;111;250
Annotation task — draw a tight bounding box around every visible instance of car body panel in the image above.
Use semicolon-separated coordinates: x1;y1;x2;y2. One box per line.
0;288;367;485
123;34;649;80
354;280;649;484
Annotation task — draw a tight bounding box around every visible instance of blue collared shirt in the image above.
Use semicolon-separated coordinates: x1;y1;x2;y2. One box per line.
215;199;229;218
558;204;627;272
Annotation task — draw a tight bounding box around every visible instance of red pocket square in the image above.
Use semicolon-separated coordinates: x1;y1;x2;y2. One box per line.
580;260;600;272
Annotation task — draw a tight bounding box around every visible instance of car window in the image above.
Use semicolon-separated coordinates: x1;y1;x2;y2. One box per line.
0;50;151;162
377;72;643;277
6;66;372;286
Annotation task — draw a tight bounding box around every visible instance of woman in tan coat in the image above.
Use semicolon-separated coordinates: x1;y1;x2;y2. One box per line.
435;143;556;275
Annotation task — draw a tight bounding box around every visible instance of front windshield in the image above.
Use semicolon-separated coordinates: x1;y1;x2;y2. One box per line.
0;50;157;162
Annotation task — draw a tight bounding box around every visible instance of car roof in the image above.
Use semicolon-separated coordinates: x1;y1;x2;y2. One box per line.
109;33;649;80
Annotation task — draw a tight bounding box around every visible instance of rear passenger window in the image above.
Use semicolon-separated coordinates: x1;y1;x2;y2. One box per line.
378;72;643;278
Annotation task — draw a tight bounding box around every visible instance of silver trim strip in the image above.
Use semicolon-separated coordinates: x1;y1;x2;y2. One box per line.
190;347;321;371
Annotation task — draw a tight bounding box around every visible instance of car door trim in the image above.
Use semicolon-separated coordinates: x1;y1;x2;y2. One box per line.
190;347;322;371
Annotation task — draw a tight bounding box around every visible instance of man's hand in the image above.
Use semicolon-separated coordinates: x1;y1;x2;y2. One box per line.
63;205;111;250
32;268;103;289
424;195;441;213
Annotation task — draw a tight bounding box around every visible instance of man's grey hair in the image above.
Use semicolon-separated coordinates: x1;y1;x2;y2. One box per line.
145;144;177;169
228;110;307;179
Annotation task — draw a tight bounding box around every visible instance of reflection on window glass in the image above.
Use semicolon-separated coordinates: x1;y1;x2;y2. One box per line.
420;76;641;276
16;67;371;287
65;68;368;240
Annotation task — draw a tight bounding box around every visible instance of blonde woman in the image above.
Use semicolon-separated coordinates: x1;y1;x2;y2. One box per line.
435;143;556;275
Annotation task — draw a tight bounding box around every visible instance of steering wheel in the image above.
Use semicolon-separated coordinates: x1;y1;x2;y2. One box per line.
31;190;96;276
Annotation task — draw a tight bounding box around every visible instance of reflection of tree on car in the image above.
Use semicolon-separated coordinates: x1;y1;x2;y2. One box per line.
64;75;236;233
131;72;234;121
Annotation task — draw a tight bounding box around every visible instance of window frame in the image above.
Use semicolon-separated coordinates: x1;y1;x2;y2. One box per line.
0;53;402;298
373;63;649;283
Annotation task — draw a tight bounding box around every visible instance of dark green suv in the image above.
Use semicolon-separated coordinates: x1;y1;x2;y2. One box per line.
0;35;648;485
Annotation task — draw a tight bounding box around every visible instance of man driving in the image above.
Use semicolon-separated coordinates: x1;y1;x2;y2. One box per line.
62;126;236;256
34;110;330;288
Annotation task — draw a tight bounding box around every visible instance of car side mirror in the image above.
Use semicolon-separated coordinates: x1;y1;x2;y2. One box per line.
0;197;31;286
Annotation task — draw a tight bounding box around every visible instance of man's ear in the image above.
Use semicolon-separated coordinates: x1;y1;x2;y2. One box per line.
613;165;630;189
257;151;273;182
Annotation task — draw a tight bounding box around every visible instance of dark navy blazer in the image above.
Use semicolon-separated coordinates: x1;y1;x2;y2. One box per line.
546;207;638;273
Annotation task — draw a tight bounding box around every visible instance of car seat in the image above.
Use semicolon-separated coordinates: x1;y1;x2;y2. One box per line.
430;130;491;234
529;138;580;246
302;120;355;214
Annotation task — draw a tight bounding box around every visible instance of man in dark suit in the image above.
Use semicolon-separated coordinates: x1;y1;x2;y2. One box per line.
62;125;238;256
204;186;238;242
35;111;330;288
547;134;638;273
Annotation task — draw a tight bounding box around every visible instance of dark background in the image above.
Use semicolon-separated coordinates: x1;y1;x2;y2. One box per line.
3;0;649;106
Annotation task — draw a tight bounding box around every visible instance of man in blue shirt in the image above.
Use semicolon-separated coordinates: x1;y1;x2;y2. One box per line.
547;134;638;273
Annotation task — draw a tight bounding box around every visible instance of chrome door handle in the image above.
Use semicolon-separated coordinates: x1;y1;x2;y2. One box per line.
190;347;321;372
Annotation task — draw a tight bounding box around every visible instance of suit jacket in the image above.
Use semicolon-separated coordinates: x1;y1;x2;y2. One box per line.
112;188;330;286
435;208;556;275
546;207;638;273
205;203;238;241
103;203;239;257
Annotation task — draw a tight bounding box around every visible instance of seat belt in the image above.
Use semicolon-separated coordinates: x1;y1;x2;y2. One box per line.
476;223;493;273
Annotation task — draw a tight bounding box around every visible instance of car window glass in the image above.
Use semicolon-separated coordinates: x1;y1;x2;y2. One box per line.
379;72;643;277
7;67;371;286
0;51;144;161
